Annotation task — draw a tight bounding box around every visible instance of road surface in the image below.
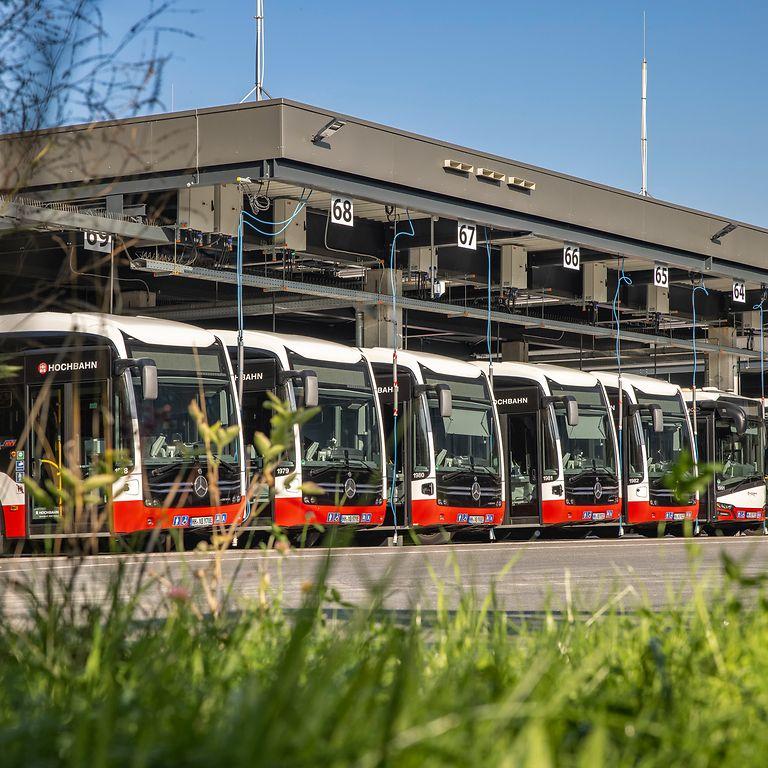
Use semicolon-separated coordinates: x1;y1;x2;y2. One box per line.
0;535;766;619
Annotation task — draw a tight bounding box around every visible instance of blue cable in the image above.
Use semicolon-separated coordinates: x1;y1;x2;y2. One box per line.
612;260;633;378
691;282;709;389
690;282;709;471
239;197;310;238
235;193;312;359
484;227;495;466
753;289;767;534
388;212;415;534
484;227;493;364
236;212;244;368
612;260;632;478
753;291;767;407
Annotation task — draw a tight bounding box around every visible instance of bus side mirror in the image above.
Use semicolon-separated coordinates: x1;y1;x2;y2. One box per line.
303;371;319;409
114;357;157;400
563;395;579;427
435;383;452;418
725;405;747;436
707;401;747;435
649;404;663;433
139;360;158;401
279;369;319;409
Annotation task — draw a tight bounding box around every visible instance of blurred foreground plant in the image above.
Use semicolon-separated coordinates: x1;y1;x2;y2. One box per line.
187;392;323;616
663;449;720;504
1;542;768;766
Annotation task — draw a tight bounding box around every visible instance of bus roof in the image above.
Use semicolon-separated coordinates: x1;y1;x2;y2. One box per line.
363;347;485;381
0;312;218;348
475;361;599;390
593;372;682;398
680;388;760;406
214;329;365;365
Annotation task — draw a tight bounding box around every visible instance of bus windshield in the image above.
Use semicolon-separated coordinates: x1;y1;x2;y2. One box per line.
129;344;239;468
549;382;617;479
715;416;763;489
291;357;381;472
636;391;692;481
424;372;500;475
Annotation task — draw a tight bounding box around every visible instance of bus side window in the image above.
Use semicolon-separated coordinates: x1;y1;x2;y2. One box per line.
113;377;135;469
543;410;559;476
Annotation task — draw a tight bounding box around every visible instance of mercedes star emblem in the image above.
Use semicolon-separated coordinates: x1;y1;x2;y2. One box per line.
193;475;209;498
471;481;482;502
594;480;603;501
344;478;357;499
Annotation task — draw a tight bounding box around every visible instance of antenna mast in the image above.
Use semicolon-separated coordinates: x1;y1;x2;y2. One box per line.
641;12;648;196
240;0;266;103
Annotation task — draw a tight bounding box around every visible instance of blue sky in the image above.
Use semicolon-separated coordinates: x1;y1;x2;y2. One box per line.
104;0;768;226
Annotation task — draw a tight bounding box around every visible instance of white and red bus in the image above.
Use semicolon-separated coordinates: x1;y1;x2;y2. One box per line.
480;362;621;530
594;373;698;529
682;388;766;532
0;312;245;548
216;330;387;531
364;347;505;532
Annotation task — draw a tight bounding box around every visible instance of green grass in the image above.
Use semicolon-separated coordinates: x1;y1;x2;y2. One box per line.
1;549;767;767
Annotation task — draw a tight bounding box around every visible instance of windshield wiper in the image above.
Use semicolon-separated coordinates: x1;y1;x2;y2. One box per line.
149;459;198;479
438;466;495;482
308;457;376;477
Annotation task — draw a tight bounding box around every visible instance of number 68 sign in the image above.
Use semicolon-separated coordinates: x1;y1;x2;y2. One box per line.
330;196;354;227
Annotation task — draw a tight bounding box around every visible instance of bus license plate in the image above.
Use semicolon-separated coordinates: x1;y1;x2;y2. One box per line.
592;512;606;521
469;515;484;524
673;513;686;521
189;516;213;528
746;512;760;519
341;514;360;524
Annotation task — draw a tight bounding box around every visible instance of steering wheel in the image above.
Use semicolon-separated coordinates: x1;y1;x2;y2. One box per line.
150;435;167;458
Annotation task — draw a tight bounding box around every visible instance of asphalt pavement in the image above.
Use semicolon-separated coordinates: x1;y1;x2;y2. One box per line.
1;534;767;620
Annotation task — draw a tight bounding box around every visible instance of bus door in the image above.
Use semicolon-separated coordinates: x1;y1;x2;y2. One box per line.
236;357;282;524
695;410;716;523
0;376;27;539
603;385;646;520
23;349;112;534
495;385;542;525
372;364;415;526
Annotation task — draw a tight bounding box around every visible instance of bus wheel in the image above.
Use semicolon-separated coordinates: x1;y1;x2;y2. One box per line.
412;528;452;545
636;525;664;538
715;525;740;537
593;526;621;539
289;528;322;548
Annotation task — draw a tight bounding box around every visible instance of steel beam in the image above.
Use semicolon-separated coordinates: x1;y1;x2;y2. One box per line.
142;297;350;322
270;160;768;286
131;258;761;359
0;198;171;243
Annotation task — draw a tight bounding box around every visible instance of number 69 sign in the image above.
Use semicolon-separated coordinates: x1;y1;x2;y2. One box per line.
84;230;113;253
